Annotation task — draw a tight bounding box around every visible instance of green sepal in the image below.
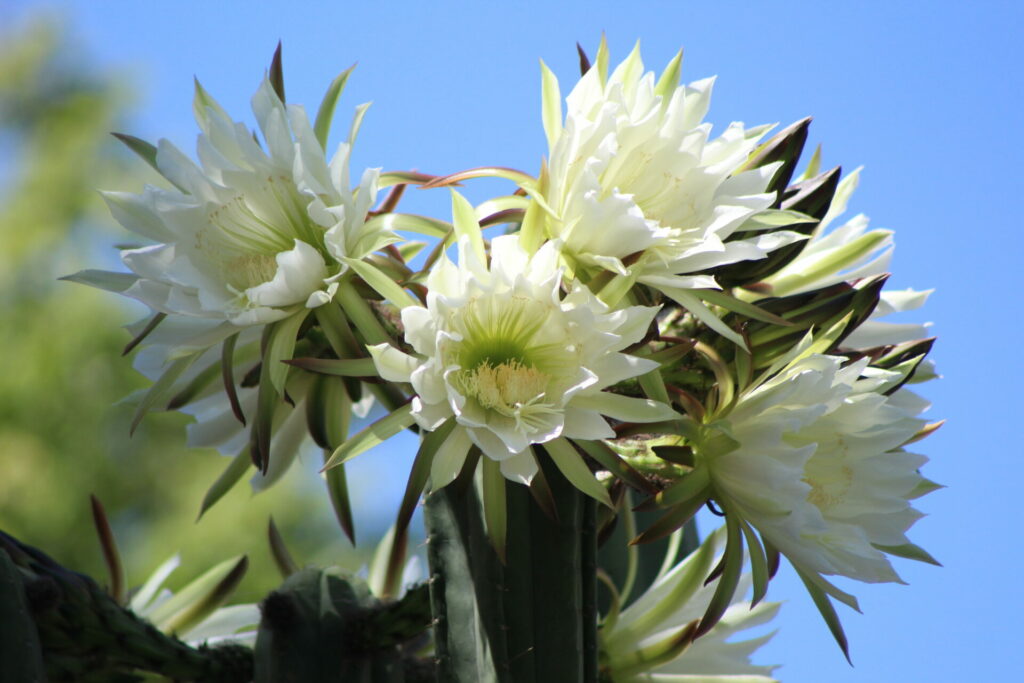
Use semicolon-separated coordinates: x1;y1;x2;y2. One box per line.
398;419;455;530
659;284;747;349
692;288;793;327
110;132;168;181
334;278;391;346
343;257;418;309
197;449;252;520
314;300;362;358
250;349;279;473
268;42;285;102
654;49;683;102
264;310;309;395
365;251;414;285
869;337;936;394
268;517;299;578
739;116;811;197
540;60;562;149
638;366;672;406
712;167;841;287
287;357;378;378
732;209;817;232
130;353;199;435
322;402;414;472
397;240;427;262
518;194;546;254
544;438;613;508
193;76;228;124
366;212;451;239
346;102;370;148
576;42;592;75
306;374;351;449
89;496;125;604
873;542;941;567
573;439;657;495
767;227;892;298
313;64;355;149
639;337;696;365
652;466;710;509
481;457;508;563
695;512;744;637
907;477;945;499
795;566;852;664
610;621;698;678
324;456;355;545
166;358;221;411
305;374;356;541
737;275;886;370
60;268;139;293
382;418;456;598
221;332;246;425
798;143;823;181
595;35;610;84
630;494;705;546
450;189;487;264
738;519;770;606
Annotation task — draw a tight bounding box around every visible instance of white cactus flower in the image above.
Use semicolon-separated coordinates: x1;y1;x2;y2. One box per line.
602;531;780;682
369;231;675;486
540;43;806;297
699;353;937;594
96;75;389;327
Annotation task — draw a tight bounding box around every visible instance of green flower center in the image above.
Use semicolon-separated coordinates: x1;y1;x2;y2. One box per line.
443;295;577;428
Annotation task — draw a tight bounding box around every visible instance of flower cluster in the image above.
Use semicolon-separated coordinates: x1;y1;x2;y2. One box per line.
72;39;940;676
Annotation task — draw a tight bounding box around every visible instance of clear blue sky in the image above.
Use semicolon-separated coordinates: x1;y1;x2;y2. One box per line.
8;1;1020;680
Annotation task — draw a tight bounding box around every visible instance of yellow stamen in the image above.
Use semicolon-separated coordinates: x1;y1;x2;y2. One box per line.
461;360;550;415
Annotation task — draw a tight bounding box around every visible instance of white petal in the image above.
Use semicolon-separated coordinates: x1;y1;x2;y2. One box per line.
368;343;418;383
499;449;538;485
429;427;472;489
562;406;614;440
572;392;677;423
245;240;327;308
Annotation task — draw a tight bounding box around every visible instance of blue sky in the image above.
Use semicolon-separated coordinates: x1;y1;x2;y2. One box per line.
6;1;1021;680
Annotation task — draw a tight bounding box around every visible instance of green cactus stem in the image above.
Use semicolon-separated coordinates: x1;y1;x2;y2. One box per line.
0;530;252;683
424;452;600;682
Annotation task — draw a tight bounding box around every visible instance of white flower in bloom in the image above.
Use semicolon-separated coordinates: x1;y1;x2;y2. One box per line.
541;44;806;294
602;532;779;682
369;233;674;485
700;353;934;590
100;77;387;326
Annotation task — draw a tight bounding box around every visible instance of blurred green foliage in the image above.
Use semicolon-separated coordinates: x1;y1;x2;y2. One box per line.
0;15;363;603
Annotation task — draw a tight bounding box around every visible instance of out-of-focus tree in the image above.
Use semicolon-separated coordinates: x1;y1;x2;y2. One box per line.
0;15;359;602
